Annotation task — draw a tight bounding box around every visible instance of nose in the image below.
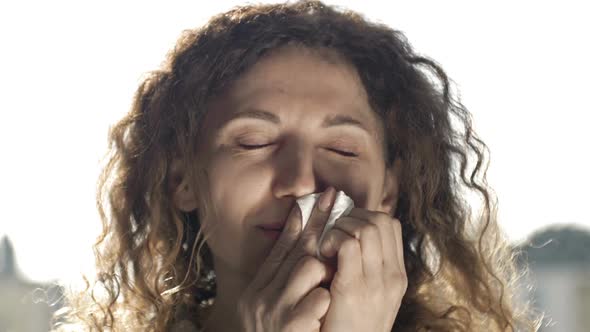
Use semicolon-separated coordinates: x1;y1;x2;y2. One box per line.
271;140;328;199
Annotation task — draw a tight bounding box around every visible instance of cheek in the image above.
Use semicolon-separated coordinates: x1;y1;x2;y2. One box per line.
208;160;268;215
363;169;388;211
208;150;265;194
200;154;269;271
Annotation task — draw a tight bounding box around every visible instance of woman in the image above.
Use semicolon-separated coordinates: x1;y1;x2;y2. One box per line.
52;1;542;331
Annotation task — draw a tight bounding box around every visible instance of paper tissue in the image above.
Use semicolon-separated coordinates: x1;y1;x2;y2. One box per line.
296;190;355;259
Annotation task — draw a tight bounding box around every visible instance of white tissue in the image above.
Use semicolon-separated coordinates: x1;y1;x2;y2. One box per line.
296;190;355;259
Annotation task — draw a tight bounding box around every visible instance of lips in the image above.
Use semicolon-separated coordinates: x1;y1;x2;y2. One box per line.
257;221;286;230
258;227;283;240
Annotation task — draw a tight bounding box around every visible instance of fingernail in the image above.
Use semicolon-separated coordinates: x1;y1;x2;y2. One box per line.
319;187;335;212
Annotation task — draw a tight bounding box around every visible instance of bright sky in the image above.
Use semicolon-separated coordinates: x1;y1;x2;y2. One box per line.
1;0;588;284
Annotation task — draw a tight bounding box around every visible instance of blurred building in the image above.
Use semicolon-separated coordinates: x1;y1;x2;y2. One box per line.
0;236;64;332
515;225;590;332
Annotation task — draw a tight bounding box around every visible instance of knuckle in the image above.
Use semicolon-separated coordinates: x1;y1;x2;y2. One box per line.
283;225;301;241
351;228;362;239
375;216;391;229
238;293;267;319
375;211;390;219
298;256;325;276
266;252;286;267
300;255;319;270
323;229;336;242
253;297;267;315
281;256;301;276
284;245;308;266
391;218;402;231
290;255;310;275
320;232;335;251
361;223;379;236
300;235;318;254
388;271;408;293
400;273;408;290
341;238;359;253
388;217;401;230
273;238;292;253
320;230;333;244
305;213;327;232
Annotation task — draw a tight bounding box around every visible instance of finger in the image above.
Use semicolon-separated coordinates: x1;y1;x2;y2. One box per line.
392;219;406;273
271;187;336;288
280;256;334;307
326;216;383;280
336;237;363;286
322;217;383;282
348;208;398;276
383;218;408;299
301;186;337;244
250;202;302;290
318;227;353;259
291;287;331;323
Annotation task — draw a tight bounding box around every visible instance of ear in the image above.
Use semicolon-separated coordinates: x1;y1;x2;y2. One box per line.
169;158;199;213
378;157;402;216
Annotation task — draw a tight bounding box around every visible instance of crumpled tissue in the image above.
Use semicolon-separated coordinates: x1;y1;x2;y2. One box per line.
296;190;355;259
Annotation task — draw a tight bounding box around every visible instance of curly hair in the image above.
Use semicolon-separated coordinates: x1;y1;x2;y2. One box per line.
51;1;544;331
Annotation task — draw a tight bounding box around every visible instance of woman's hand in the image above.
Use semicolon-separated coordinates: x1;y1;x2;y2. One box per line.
318;207;407;332
236;187;338;332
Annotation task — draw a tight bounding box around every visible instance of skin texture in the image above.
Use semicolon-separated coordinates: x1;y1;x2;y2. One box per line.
172;46;404;331
53;2;542;331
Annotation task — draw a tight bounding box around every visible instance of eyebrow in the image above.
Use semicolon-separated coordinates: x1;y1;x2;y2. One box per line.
223;108;371;135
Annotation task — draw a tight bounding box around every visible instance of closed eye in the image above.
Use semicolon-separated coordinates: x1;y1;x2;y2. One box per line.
238;144;358;157
238;143;273;150
325;148;358;157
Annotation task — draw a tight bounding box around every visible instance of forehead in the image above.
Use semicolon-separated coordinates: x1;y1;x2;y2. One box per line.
203;46;384;145
227;46;369;108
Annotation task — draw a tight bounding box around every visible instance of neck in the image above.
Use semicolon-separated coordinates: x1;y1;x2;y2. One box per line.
202;260;251;332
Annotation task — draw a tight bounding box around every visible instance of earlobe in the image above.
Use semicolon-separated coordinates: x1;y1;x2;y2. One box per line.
170;158;199;213
173;179;199;212
380;158;402;216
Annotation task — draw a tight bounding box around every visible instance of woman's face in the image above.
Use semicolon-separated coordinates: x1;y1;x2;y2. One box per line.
174;46;401;279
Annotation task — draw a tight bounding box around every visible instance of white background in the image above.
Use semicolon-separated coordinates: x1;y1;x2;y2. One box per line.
1;0;588;283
